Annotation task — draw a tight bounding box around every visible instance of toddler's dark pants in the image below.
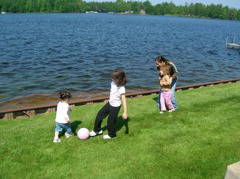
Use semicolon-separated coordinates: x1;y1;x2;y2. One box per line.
94;102;121;137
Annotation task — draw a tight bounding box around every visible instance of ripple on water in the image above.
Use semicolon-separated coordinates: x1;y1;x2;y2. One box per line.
1;14;240;109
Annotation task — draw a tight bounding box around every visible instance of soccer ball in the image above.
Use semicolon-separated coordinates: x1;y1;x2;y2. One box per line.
77;128;90;140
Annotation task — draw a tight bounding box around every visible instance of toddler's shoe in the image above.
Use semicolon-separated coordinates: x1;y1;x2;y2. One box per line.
160;111;165;114
168;109;175;112
90;130;103;137
103;134;116;140
65;132;72;138
53;137;61;143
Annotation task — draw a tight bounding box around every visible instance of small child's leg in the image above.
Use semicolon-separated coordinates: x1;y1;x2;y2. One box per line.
94;103;110;132
53;131;61;142
90;103;110;137
160;91;166;111
63;123;73;134
107;105;121;138
164;91;174;110
64;123;72;138
55;131;60;138
53;122;61;142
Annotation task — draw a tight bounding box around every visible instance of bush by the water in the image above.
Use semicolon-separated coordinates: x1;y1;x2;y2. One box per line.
0;0;240;20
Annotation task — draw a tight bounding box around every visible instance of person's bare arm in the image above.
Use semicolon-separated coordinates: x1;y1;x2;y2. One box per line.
121;94;128;120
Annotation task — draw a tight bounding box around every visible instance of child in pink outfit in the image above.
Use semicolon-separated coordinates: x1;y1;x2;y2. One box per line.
159;66;175;114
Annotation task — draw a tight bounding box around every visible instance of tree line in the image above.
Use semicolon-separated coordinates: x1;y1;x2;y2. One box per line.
1;0;240;20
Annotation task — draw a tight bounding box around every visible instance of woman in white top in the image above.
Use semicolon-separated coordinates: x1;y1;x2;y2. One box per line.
90;69;128;139
53;91;73;143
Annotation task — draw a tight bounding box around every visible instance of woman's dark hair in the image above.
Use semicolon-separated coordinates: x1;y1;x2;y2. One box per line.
59;90;72;100
155;56;170;63
111;69;127;86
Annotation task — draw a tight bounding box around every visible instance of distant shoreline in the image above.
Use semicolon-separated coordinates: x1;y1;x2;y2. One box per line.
1;12;239;21
1;1;239;21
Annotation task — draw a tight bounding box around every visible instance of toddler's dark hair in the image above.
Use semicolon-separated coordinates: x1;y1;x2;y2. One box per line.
160;65;172;75
111;69;127;86
59;90;72;100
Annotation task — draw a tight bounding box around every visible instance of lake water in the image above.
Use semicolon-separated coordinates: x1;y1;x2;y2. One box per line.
0;13;240;109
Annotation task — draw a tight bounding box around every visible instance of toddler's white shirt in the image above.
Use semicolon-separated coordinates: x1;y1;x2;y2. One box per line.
109;81;125;107
55;102;70;123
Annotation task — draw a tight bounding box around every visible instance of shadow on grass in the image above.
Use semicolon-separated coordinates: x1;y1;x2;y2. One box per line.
101;117;131;135
59;120;82;137
71;120;82;135
153;96;159;103
116;117;130;134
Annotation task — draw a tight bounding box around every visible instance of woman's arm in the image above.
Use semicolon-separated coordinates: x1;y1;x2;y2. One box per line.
171;71;178;79
121;94;128;120
169;63;178;79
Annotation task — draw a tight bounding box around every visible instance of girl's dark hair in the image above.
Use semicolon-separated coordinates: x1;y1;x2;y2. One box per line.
111;69;127;86
59;90;72;100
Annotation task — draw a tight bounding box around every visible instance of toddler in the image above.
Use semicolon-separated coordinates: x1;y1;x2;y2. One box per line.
53;91;73;143
159;66;175;114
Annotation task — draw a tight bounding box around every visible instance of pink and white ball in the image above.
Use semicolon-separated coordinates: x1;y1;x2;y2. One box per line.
77;128;90;140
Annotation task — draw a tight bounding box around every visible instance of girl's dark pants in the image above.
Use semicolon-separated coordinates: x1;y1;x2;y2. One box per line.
94;102;121;138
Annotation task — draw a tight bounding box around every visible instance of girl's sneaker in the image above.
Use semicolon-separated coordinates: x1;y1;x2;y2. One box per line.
160;111;166;114
53;137;61;143
90;130;103;137
168;109;175;112
65;132;72;138
103;135;116;140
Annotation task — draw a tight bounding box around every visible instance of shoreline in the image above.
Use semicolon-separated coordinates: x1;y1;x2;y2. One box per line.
1;78;239;120
0;88;151;111
1;13;239;21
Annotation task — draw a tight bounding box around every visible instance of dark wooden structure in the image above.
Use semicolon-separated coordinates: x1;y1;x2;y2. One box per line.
0;78;239;120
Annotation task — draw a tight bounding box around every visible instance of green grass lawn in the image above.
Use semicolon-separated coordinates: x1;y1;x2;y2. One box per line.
1;83;240;178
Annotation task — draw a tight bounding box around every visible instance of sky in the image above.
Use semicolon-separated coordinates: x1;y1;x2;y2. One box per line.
84;0;240;9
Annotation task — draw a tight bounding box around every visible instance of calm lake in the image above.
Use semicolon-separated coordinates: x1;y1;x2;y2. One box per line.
0;13;240;109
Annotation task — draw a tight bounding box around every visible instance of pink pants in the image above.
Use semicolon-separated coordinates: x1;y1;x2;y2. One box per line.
160;90;174;111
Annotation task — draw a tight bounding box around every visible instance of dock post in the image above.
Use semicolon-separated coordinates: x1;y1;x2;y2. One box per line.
226;36;228;46
225;161;240;179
